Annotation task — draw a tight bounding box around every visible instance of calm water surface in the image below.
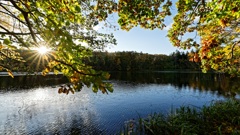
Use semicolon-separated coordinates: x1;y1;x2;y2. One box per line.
0;72;239;134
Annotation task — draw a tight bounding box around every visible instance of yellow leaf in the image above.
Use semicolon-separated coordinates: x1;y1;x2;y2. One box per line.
7;70;14;78
53;69;59;75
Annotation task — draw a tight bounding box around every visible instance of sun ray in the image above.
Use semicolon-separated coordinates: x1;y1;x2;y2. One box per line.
37;46;49;55
25;45;53;72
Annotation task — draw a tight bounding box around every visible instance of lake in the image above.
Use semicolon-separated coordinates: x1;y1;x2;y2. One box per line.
0;71;239;134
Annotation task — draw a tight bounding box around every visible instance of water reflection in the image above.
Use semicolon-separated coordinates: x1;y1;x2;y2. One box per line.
0;87;103;134
0;75;68;91
110;71;240;97
0;72;239;134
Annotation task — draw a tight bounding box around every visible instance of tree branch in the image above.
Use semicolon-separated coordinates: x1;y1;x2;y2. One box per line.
0;50;22;62
0;31;39;35
9;0;37;43
54;59;102;76
0;3;27;25
0;24;29;47
0;63;11;70
231;40;240;59
9;0;28;14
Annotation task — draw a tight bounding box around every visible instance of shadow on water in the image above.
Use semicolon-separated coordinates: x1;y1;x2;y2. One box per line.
1;71;239;97
0;74;68;91
110;71;240;97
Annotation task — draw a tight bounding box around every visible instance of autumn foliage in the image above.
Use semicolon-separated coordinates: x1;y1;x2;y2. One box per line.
0;0;240;93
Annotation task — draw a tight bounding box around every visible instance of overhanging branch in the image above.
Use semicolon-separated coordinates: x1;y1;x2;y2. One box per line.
0;31;38;35
231;40;240;59
0;24;30;47
0;3;27;25
54;59;101;76
9;0;37;43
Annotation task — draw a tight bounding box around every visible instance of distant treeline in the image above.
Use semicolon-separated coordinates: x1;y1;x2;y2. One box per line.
88;51;200;71
1;49;200;72
0;49;49;72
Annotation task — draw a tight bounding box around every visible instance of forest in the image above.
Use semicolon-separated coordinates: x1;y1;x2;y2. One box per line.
2;49;200;72
89;51;200;71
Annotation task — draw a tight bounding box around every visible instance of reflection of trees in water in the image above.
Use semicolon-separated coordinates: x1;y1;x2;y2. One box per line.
110;72;240;97
0;75;68;91
1;72;238;97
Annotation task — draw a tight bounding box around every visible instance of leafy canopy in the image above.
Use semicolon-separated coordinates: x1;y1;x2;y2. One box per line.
0;0;239;94
116;0;240;76
0;0;116;94
168;0;240;76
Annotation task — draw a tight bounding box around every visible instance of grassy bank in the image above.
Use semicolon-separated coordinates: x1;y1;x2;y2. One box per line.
121;99;240;135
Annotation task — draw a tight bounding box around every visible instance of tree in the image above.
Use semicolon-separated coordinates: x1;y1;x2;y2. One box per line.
0;0;116;94
117;0;240;76
168;0;240;76
1;0;239;94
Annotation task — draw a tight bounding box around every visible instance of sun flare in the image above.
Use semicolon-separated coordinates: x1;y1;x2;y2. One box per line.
37;46;50;55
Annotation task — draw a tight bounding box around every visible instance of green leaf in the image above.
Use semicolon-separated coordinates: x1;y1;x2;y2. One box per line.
3;38;11;45
92;85;98;93
65;21;70;26
36;2;40;7
107;86;113;93
75;5;81;12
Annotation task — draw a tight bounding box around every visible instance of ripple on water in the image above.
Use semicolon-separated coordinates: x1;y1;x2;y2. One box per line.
0;78;232;134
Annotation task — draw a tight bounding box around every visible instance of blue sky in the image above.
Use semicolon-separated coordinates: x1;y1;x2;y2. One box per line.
103;1;184;55
106;26;180;55
103;15;199;55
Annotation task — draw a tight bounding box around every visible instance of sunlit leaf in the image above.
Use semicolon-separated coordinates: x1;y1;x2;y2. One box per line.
7;70;14;78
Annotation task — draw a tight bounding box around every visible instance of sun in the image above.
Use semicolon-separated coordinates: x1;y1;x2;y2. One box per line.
37;46;50;55
27;45;52;71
